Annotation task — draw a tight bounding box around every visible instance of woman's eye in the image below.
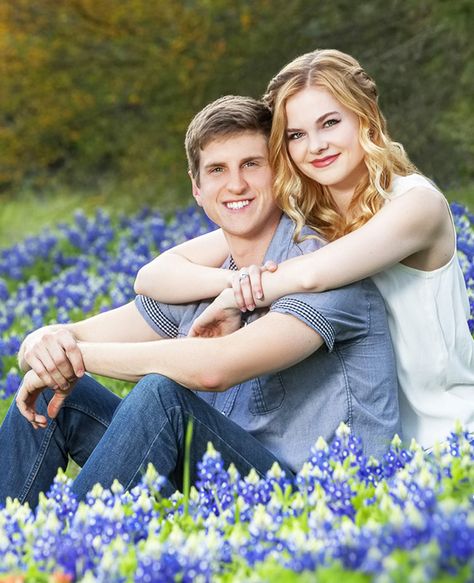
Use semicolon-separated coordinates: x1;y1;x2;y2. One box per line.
287;131;304;141
323;118;339;128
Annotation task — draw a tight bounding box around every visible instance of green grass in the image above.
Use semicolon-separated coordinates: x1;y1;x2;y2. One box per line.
447;184;474;210
0;182;189;249
0;398;10;423
0;191;103;249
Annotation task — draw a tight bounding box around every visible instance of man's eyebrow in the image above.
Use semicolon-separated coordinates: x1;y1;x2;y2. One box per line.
240;155;267;163
203;155;267;169
287;110;340;131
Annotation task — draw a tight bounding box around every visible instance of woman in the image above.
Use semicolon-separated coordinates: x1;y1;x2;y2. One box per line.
135;49;474;448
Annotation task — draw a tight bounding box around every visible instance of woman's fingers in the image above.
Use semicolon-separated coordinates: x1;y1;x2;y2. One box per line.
237;269;256;310
231;262;278;311
232;271;248;311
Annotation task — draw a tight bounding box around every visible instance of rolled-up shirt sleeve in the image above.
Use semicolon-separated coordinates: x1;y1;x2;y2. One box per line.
270;282;371;351
135;295;182;338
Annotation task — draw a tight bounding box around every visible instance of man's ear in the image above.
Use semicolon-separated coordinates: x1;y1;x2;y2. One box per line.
189;170;203;207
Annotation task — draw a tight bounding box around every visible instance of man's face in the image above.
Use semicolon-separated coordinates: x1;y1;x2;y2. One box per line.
191;131;281;242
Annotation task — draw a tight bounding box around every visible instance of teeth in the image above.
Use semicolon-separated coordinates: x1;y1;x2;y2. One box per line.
226;200;250;210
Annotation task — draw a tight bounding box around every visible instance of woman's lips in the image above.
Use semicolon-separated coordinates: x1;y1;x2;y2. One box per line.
311;154;340;168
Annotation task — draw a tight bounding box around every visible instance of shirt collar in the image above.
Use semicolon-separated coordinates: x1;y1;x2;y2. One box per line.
223;214;296;270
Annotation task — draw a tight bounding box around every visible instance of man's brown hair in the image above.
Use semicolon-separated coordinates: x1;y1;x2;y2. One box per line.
185;95;272;184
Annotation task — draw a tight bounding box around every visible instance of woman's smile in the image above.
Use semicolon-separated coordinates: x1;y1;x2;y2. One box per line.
311;154;340;168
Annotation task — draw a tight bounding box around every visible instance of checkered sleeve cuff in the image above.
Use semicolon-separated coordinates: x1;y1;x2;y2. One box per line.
270;297;336;351
135;295;179;338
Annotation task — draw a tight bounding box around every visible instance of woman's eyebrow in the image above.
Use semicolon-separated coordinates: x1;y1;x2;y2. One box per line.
287;110;340;131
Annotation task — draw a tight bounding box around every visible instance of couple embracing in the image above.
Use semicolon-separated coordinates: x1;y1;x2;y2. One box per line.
1;49;473;506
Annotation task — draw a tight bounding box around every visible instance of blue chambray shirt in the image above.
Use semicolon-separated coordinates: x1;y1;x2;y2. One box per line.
135;214;400;469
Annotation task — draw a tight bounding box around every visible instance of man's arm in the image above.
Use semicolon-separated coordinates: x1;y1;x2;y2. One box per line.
19;301;164;389
16;301;170;424
78;311;323;391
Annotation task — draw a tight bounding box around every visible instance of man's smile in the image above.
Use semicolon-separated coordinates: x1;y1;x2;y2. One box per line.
224;199;252;210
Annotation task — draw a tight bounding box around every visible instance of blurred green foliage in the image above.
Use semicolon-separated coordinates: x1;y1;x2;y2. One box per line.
1;0;473;206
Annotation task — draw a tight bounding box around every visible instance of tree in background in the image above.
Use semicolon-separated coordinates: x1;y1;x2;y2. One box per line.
1;0;473;205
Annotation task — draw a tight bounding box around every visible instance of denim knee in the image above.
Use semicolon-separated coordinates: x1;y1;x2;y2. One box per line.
122;374;188;416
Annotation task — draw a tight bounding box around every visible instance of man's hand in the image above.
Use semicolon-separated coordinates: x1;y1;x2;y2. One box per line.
188;288;242;338
20;327;85;390
16;369;74;429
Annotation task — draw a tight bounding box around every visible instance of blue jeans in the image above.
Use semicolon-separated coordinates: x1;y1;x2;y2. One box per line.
0;374;291;507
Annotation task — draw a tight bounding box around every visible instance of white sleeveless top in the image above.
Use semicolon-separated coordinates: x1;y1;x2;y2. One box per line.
371;174;474;448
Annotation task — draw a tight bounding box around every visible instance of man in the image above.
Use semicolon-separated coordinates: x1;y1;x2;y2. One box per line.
0;96;400;507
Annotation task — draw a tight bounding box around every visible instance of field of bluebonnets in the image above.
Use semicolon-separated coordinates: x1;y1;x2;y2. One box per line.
0;203;473;581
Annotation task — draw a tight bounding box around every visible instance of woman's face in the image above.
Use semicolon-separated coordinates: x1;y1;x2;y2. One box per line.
285;86;367;197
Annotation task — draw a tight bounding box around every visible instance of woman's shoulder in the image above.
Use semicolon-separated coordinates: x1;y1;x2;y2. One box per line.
386;174;451;239
390;173;442;199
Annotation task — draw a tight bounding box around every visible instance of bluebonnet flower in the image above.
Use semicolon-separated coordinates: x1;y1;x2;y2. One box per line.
0;424;473;579
0;370;22;399
0;279;9;301
196;443;238;518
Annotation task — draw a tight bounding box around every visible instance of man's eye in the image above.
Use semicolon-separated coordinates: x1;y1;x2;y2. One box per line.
243;161;257;168
210;167;224;174
287;131;304;141
323;118;339;128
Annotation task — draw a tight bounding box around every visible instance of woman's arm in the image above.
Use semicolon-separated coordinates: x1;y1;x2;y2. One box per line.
135;187;450;309
134;228;231;302
243;187;451;308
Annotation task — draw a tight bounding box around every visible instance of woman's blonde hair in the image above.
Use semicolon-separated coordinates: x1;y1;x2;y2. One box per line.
263;49;417;242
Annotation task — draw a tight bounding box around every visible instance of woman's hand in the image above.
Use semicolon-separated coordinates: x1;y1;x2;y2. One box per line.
231;261;278;311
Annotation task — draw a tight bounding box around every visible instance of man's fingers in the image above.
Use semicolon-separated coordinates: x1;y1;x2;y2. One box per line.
47;392;68;419
24;329;83;389
64;343;85;377
15;383;44;425
31;414;48;429
26;354;58;389
27;347;68;389
46;340;77;381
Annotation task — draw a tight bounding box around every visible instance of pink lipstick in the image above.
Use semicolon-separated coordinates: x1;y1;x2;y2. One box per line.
311;154;340;168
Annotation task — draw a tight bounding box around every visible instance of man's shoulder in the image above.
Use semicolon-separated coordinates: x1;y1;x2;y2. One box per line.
284;223;325;259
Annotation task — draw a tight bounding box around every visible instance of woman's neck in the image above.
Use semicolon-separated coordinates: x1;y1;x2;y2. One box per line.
329;188;354;216
328;163;368;217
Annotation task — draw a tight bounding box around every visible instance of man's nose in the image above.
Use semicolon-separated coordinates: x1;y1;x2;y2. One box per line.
226;171;247;194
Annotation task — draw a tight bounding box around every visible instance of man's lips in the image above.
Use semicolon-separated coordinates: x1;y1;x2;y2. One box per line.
311;154;340;168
